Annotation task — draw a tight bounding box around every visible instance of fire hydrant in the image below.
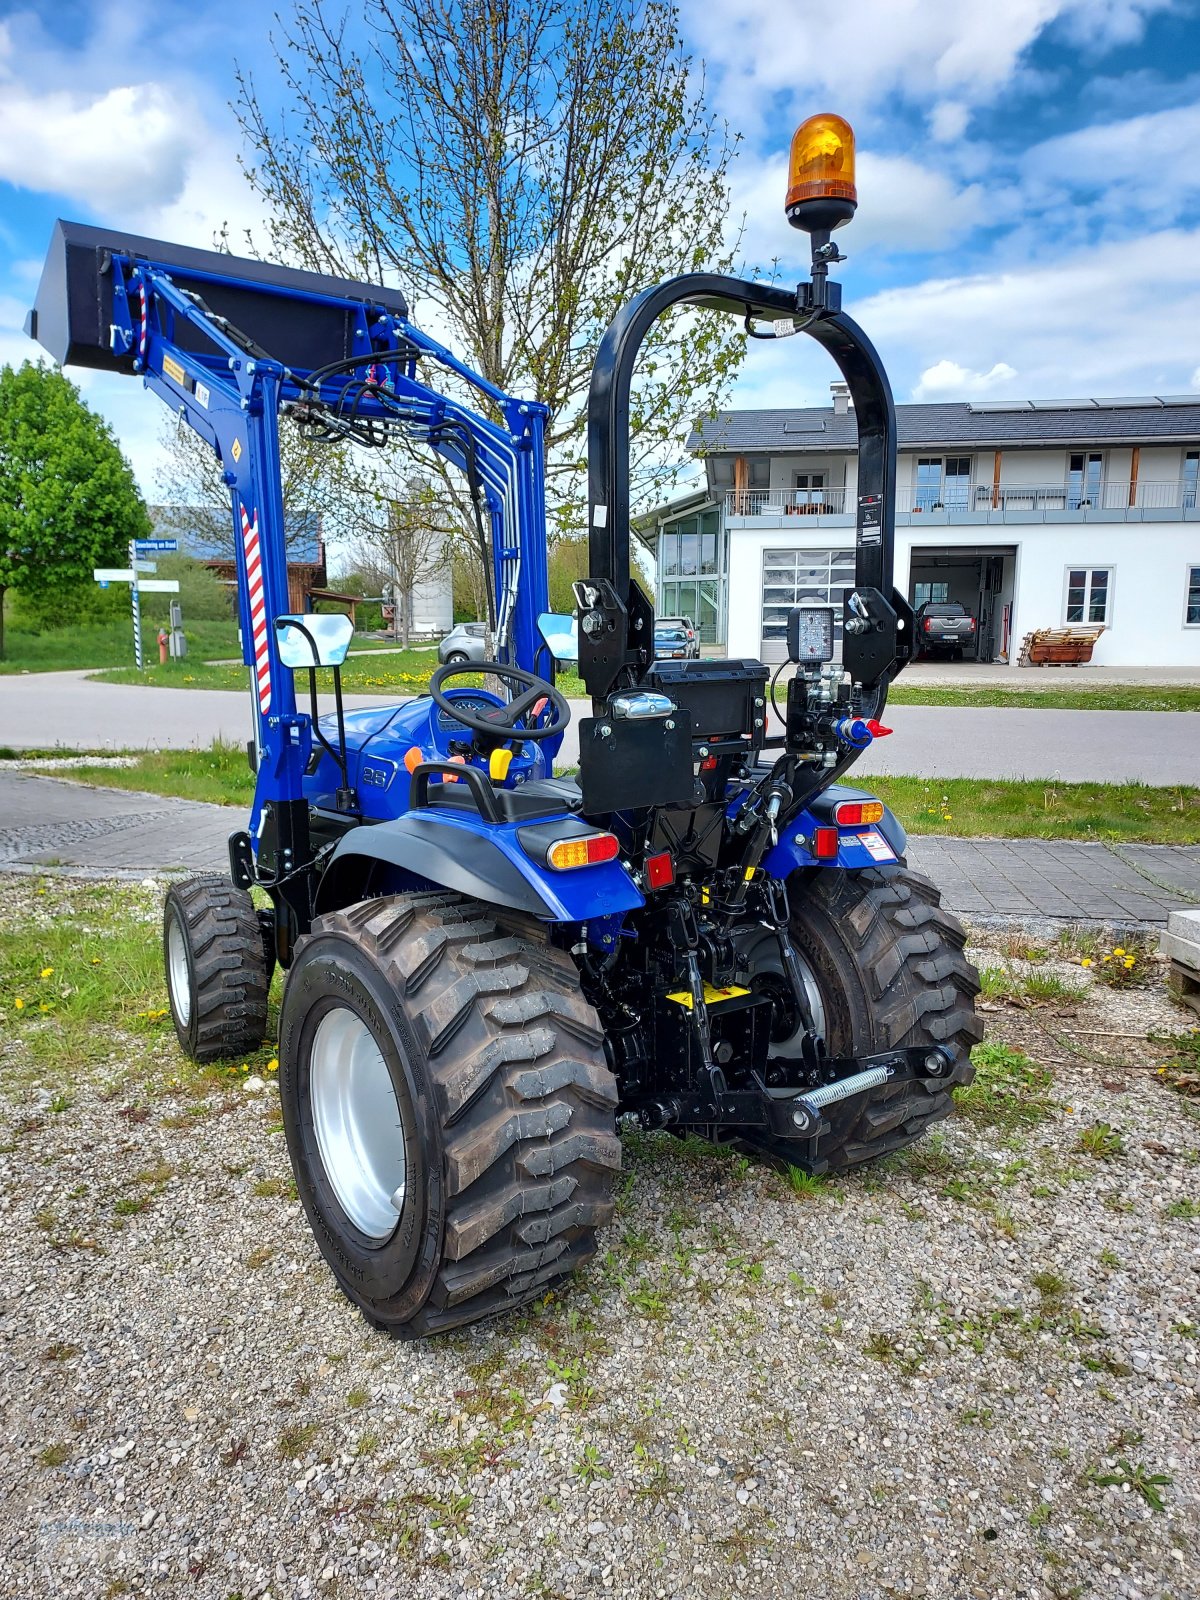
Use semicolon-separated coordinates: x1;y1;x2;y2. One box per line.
158;629;169;665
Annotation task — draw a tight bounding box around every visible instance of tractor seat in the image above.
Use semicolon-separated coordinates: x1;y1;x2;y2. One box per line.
415;772;584;823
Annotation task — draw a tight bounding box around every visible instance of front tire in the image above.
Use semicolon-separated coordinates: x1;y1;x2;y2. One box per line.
750;866;982;1173
278;893;620;1337
444;650;469;665
163;876;270;1062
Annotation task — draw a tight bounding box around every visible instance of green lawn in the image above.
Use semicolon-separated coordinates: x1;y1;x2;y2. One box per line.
886;683;1200;712
0;618;243;674
13;744;1199;841
94;653;587;698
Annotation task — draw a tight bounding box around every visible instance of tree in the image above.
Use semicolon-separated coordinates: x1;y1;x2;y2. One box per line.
235;0;745;543
346;475;454;647
154;409;351;557
0;363;150;658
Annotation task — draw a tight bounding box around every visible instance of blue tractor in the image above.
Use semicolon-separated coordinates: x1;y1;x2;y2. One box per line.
28;114;980;1338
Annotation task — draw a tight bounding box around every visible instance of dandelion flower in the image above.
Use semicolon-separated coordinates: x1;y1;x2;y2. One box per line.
40;967;53;979
267;1058;279;1073
1080;958;1093;968
1113;947;1125;957
14;997;24;1010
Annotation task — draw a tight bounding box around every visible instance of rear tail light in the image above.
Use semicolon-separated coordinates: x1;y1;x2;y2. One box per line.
545;832;620;871
834;800;884;826
923;618;933;632
967;617;976;630
812;826;839;860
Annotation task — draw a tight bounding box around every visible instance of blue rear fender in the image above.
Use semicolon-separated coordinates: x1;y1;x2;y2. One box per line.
759;783;907;878
314;805;645;922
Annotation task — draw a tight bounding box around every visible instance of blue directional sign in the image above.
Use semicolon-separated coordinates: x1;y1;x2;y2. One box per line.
135;538;179;553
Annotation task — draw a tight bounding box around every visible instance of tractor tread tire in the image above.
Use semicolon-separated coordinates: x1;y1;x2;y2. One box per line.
287;892;619;1338
760;865;981;1175
163;876;270;1063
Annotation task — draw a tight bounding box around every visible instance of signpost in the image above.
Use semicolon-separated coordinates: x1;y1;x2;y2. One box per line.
93;541;180;670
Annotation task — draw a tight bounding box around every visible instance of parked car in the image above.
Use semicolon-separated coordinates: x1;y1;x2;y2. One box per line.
437;621;487;664
914;601;977;660
654;622;692;660
658;614;700;657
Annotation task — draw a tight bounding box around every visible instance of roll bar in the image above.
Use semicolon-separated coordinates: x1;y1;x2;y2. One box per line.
579;272;913;701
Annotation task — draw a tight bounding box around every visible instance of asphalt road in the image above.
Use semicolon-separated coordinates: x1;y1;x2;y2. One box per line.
2;669;1199;784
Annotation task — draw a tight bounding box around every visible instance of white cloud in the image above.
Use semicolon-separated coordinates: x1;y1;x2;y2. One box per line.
683;0;1175;132
856;227;1200;399
928;102;971;143
1022;102;1200;227
912;360;1018;401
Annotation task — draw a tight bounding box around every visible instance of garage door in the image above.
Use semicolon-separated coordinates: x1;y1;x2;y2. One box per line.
761;547;855;664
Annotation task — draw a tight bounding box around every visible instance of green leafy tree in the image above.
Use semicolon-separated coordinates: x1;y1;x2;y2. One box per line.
0;363;150;657
235;0;746;598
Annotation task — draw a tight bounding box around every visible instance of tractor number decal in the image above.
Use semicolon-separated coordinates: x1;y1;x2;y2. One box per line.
240;504;272;715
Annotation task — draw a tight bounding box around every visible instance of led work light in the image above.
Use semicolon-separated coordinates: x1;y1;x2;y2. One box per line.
785;113;857;234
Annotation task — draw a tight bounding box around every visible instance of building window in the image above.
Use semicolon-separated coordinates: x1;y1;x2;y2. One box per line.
1067;452;1104;510
1184;452;1198;511
913;456;971;512
1186;565;1200;626
792;471;825;509
1065;567;1112;625
760;547;855;662
913;581;950;606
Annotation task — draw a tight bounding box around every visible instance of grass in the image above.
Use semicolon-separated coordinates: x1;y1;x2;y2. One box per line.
886;683;1200;713
957;1041;1056;1132
92;650;586;700
21;740;255;808
869;776;1200;843
0;618;242;675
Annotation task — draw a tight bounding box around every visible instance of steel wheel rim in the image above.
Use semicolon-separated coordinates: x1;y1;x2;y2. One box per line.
167;915;191;1027
310;1006;407;1240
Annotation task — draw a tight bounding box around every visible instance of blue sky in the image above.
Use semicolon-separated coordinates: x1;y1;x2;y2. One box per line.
2;0;1199;495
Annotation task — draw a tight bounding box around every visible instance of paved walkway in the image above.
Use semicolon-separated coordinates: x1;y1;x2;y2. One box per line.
4;671;1200;783
1;771;1196;928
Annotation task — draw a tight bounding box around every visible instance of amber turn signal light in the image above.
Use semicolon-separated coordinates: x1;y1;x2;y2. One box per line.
545;832;620;871
833;800;884;827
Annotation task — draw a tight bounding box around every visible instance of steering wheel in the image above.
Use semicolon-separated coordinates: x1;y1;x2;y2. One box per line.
429;660;571;746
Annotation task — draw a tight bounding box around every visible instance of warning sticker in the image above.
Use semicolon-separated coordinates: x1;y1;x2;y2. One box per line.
231;437;242;464
664;983;751;1011
162;354;186;386
856;829;895;863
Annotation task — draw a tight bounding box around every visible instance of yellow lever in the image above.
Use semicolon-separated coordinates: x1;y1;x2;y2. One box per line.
488;747;514;782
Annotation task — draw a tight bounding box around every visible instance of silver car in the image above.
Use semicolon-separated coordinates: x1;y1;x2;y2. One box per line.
437;621;487;664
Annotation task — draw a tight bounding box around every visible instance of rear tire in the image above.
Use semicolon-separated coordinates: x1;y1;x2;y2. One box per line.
444;650;469;665
278;893;620;1337
748;866;981;1174
163;876;270;1062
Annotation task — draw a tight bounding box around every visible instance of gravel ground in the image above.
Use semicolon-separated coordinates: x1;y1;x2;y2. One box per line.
0;879;1197;1600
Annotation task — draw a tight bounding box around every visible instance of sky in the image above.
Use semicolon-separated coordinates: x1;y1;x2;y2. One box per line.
2;0;1199;499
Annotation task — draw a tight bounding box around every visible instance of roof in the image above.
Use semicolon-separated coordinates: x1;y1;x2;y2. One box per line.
687;398;1200;455
149;505;324;565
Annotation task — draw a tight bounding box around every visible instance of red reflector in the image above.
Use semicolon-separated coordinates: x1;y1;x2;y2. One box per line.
645;851;674;890
813;826;839;859
699;755;718;772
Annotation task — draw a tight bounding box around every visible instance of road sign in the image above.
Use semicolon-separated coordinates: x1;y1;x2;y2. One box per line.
135;580;181;593
93;541;181;670
135;538;179;553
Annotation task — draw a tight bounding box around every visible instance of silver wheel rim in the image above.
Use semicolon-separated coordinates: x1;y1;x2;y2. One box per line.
167;915;191;1027
737;932;826;1060
310;1006;407;1240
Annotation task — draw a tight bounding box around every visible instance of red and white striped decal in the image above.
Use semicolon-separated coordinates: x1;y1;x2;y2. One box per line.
240;504;272;714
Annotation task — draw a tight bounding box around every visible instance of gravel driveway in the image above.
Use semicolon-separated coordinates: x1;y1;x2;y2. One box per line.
0;879;1197;1599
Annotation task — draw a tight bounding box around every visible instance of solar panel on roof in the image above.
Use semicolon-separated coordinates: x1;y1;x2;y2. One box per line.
1093;397;1161;408
1029;399;1097;410
782;420;826;433
967;401;1032;413
1158;395;1200;406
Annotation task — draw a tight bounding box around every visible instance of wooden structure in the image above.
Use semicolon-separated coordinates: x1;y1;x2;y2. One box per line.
1017;625;1105;666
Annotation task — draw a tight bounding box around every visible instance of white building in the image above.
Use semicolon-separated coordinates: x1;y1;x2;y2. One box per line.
645;391;1200;667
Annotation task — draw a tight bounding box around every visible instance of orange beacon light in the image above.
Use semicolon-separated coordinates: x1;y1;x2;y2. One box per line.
785;113;857;234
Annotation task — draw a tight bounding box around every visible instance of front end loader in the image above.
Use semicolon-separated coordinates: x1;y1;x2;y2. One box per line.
28;112;980;1337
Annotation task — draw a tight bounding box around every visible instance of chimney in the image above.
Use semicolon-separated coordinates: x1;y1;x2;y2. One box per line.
831;381;851;416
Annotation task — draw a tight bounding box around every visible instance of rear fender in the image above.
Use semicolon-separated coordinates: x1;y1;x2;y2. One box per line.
314;809;645;922
761;787;907;877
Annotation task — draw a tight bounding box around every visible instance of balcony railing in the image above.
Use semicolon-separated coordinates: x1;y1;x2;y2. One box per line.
725;488;848;516
725;481;1197;519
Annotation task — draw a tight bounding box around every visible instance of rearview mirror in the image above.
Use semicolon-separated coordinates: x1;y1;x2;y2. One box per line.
275;612;354;669
537;611;578;664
